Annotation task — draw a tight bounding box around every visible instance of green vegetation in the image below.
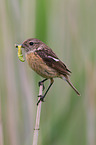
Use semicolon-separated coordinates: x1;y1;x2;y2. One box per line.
0;0;96;145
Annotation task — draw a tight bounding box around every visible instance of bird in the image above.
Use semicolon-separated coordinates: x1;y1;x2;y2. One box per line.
16;38;80;105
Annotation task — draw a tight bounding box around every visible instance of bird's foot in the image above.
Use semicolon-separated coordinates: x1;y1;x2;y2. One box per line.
38;81;45;91
37;95;45;105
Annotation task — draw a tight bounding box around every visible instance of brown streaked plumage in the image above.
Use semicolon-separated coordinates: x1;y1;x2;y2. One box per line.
17;38;80;105
26;52;59;78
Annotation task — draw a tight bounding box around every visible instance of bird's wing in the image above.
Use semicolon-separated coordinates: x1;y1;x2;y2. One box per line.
36;47;71;76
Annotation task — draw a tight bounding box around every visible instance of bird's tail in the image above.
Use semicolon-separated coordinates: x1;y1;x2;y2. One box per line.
62;76;80;96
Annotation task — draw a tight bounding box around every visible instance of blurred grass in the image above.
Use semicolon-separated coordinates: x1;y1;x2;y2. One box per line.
0;0;96;145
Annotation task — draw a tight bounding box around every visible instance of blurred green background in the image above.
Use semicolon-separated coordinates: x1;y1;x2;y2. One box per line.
0;0;96;145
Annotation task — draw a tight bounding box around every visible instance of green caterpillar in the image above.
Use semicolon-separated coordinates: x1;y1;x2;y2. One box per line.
15;44;25;62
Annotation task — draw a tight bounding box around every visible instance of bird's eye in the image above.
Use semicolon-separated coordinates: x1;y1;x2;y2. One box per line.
29;42;34;45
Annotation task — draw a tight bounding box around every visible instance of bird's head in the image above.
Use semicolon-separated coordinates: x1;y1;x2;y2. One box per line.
21;38;44;53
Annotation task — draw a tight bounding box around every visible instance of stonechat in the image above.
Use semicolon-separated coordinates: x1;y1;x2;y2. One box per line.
16;38;80;105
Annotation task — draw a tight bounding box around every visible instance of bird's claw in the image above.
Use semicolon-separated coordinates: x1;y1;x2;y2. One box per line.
37;95;45;105
38;81;45;91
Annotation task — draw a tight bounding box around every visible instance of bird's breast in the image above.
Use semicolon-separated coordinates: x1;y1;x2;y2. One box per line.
25;52;59;78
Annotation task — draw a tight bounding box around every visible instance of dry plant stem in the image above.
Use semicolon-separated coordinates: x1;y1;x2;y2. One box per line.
0;93;4;145
33;84;43;145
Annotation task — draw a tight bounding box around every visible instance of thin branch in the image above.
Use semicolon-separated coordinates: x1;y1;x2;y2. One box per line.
33;84;43;145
